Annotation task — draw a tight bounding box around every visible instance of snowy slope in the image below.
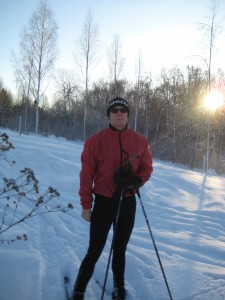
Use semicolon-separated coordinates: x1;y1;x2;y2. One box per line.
0;129;225;300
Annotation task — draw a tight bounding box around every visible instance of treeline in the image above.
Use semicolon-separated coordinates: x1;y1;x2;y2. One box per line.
1;65;225;174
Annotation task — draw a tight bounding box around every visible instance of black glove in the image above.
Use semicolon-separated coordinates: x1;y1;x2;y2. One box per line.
114;169;142;190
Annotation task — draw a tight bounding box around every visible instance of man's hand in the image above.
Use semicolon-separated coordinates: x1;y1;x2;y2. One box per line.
81;209;91;222
114;169;142;190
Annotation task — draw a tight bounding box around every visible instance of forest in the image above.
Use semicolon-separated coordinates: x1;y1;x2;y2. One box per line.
0;0;225;173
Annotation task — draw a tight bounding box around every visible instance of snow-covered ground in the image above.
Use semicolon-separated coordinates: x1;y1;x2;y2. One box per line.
0;128;225;300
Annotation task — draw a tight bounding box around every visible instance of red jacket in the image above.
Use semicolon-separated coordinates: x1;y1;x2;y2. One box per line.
79;126;153;209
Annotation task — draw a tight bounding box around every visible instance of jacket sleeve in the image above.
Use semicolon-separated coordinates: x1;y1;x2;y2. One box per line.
136;141;153;184
79;137;97;209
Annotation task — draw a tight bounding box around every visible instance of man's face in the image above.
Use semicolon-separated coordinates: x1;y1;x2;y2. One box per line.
109;106;128;130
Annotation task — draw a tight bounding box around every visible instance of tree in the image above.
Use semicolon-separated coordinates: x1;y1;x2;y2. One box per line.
0;88;13;127
74;10;99;141
18;0;58;133
197;0;224;170
133;50;144;131
107;34;125;96
54;70;80;139
197;0;224;92
11;49;34;134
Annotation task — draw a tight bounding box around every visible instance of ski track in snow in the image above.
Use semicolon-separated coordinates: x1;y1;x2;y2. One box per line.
0;129;225;300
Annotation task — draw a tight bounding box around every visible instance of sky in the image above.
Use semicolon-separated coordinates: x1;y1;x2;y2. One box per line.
1;0;225;101
0;128;225;299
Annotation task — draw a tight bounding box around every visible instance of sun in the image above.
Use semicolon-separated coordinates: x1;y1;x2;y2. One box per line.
204;90;224;111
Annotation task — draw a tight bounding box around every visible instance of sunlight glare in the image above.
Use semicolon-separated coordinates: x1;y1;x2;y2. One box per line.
204;91;224;111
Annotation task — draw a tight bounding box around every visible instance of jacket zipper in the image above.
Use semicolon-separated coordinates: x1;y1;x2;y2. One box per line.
119;131;123;167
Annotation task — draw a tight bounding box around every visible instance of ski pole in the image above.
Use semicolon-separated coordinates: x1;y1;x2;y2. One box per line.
100;190;124;300
137;190;173;300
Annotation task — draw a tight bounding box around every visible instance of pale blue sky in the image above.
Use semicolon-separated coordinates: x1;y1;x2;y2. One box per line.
1;0;225;99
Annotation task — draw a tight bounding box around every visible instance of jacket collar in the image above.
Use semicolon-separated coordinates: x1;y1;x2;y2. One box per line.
109;123;128;131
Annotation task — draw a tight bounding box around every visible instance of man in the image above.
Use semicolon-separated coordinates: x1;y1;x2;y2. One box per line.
73;97;153;300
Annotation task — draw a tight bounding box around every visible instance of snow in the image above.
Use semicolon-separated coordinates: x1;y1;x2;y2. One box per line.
0;128;225;300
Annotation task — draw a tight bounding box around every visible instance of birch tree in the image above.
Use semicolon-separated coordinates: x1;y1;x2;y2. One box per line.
11;46;34;133
107;34;125;96
20;0;58;133
197;0;224;170
74;10;99;141
197;0;223;92
134;50;144;131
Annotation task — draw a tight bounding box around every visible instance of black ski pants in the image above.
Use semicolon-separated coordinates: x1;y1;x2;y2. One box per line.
74;193;136;293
